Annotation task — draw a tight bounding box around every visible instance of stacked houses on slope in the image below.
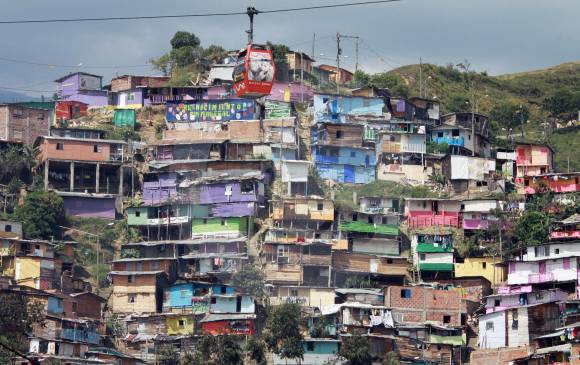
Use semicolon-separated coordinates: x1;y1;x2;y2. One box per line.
1;51;580;364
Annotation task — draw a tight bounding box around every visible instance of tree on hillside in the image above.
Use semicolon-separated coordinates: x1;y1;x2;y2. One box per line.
514;210;552;247
351;70;371;88
339;334;372;365
245;337;267;365
489;102;529;131
150;31;205;83
445;93;471;113
231;264;266;302
13;191;65;239
0;144;38;185
264;304;305;363
189;335;243;365
203;45;228;64
266;42;290;65
383;352;401;365
170;31;201;49
0;292;45;364
542;88;580;119
370;72;409;97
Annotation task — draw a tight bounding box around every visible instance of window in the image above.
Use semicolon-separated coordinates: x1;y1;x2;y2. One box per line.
336;130;343;139
511;309;519;330
386;259;393;264
400;289;412;298
389;135;396;142
437;132;443;138
482;262;487;269
306;342;314;352
4;225;11;232
451;129;460;137
555;249;560;254
240;181;254;194
352;213;358;221
178;319;185;328
317;203;323;211
202;218;208;224
419;253;426;261
494;299;501;306
221;219;227;226
534;246;550;257
367;216;374;224
350;151;356;157
135;211;141;217
56;143;64;150
12;108;23;118
127;275;135;283
290;288;299;297
485;322;494;331
211;297;217;304
443;315;451;324
128;93;135;101
93;144;101;153
128;294;136;303
37;113;44;120
422;201;427;209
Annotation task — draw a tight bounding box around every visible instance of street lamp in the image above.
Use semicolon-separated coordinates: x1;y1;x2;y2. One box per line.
59;223;115;292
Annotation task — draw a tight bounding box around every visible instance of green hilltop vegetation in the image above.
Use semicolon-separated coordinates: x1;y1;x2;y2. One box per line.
360;61;580;172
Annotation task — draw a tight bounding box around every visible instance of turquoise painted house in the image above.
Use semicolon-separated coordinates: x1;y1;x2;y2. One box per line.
273;339;340;365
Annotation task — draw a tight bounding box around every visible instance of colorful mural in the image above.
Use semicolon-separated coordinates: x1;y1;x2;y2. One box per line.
166;100;256;122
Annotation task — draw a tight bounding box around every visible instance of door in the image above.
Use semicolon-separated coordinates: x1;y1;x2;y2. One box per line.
344;165;355;183
539;261;546;275
119;93;127;107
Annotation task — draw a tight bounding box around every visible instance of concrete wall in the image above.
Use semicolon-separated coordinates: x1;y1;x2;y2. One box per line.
478;310;506;349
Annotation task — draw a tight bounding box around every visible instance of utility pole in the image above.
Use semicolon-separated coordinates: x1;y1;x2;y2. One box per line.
355;37;359;73
300;50;304;102
311;33;316;59
419;57;423;98
336;32;341;95
456;60;475;156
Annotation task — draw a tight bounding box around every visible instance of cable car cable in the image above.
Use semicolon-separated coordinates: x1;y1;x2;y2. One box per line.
0;0;402;25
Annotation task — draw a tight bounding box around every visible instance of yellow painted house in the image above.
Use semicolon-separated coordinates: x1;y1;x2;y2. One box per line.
166;314;195;335
454;257;506;286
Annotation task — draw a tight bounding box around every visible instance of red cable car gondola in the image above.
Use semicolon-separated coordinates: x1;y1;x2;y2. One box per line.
232;7;275;99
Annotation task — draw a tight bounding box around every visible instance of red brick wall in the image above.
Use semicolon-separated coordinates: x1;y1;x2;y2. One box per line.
470;346;530;365
0;105;50;145
111;76;170;92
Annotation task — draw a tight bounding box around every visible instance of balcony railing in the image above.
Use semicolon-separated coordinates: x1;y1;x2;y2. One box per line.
433;136;464;147
408;216;460;228
528;272;554;284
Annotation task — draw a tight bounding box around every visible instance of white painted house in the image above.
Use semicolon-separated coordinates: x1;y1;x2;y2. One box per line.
507;242;580;286
478;302;560;349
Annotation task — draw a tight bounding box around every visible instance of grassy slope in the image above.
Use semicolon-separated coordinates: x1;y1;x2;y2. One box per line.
386;62;580;172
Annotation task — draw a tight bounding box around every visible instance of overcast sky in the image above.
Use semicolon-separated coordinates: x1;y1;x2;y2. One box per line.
1;0;578;97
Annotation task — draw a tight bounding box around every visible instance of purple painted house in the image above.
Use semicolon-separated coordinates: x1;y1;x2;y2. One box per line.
142;172;178;205
55;72;109;107
59;193;117;219
194;174;265;217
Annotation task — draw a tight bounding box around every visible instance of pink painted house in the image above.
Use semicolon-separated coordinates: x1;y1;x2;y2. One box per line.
507;242;580;286
461;199;499;230
405;198;461;228
515;142;553;182
551;214;580;241
523;172;580;195
484;288;567;314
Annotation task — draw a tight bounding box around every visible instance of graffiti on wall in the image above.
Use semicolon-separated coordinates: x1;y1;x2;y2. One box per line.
166;100;256;122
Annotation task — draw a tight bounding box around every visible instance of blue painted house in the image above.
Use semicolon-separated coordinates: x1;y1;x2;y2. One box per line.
273;339;340;365
312;123;377;184
47;296;64;315
313;94;385;123
163;282;254;314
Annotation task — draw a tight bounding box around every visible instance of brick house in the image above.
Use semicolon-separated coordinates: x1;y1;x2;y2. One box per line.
384;285;467;327
0;104;52;145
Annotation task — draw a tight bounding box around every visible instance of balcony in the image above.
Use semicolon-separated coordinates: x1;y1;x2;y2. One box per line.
433;136;464;147
528;272;554;284
463;219;490;230
408;216;460;228
147;216;189;225
551;231;580;240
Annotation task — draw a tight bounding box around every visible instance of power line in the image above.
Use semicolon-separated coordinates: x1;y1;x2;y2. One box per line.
0;56;152;69
0;0;402;25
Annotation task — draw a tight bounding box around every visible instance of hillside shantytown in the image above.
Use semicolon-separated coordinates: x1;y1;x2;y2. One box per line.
0;24;580;365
